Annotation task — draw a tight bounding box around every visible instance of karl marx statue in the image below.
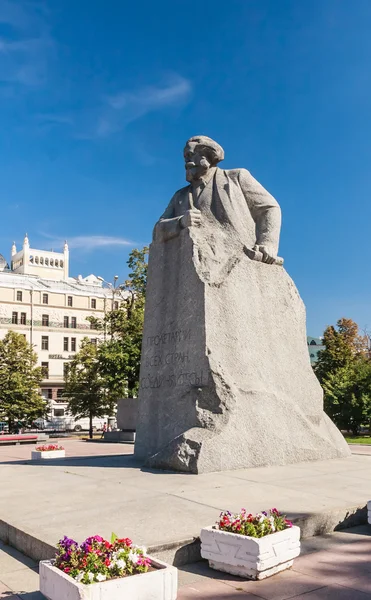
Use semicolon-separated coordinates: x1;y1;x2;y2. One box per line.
153;135;282;266
134;135;349;474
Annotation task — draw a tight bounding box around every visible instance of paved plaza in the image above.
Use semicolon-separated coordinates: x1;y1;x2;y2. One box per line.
1;440;371;598
2;526;371;598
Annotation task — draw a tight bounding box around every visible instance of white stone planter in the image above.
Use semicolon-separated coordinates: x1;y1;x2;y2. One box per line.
200;525;300;580
39;557;178;600
367;500;371;524
31;449;65;460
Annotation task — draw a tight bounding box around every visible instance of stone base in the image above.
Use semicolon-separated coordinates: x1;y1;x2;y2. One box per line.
208;558;294;580
200;525;301;580
103;431;135;443
40;557;178;600
135;229;350;473
31;450;65;460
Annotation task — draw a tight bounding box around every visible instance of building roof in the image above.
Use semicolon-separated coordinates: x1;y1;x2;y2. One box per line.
0;271;115;298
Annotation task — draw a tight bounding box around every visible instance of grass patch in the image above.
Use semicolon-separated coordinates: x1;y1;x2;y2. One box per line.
345;436;371;445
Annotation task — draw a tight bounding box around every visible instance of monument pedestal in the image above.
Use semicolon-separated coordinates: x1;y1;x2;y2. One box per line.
134;228;350;473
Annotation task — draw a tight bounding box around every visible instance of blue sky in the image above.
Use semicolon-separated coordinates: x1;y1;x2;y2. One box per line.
1;0;371;336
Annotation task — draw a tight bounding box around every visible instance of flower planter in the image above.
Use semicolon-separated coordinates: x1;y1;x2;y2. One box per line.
31;450;65;460
39;557;178;600
200;525;301;580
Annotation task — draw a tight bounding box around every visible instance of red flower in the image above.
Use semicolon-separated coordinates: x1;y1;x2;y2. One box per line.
118;537;132;547
104;541;112;549
64;567;70;573
105;558;111;566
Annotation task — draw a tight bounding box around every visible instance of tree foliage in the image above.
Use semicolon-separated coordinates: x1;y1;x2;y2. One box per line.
86;246;148;398
0;331;45;431
315;318;371;434
64;338;116;438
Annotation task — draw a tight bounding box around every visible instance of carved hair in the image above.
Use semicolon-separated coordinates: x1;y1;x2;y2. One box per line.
185;135;225;165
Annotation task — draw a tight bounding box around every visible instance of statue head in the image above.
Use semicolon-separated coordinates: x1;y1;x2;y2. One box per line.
184;135;224;183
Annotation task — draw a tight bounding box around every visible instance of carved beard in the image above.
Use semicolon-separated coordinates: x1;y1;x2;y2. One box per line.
185;157;211;182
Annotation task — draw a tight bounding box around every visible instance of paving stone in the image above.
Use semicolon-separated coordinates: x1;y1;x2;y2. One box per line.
0;567;39;595
177;578;263;598
291;583;371;599
0;547;37;573
292;549;371;585
223;569;326;600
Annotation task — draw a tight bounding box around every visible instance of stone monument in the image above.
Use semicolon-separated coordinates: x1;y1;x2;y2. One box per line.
134;135;350;473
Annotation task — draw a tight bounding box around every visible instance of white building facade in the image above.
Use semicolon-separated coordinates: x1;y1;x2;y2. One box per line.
0;236;119;422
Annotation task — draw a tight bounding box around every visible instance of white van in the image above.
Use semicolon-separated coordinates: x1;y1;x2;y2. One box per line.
34;416;108;432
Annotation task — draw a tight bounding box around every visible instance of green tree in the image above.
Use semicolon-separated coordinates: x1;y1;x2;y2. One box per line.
64;338;116;438
0;331;45;432
315;318;371;434
87;246;148;398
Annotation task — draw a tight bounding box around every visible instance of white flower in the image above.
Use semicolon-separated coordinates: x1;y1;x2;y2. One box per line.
257;513;265;523
87;572;94;582
116;559;126;570
128;551;139;565
132;544;147;555
269;516;276;532
75;572;84;582
96;573;106;582
108;562;115;569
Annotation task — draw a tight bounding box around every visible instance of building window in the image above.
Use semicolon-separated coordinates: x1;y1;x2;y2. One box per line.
310;340;317;346
40;257;44;265
71;317;77;329
54;407;64;416
91;338;97;346
55;259;59;267
47;388;53;399
41;362;49;378
50;259;54;267
113;301;119;310
43;293;48;304
56;389;64;399
35;256;39;264
90;320;95;330
45;258;49;266
12;311;18;324
71;338;76;352
63;316;69;328
63;337;69;352
20;313;26;325
16;291;22;302
41;336;49;350
91;298;96;309
42;314;49;327
60;260;64;268
67;296;73;307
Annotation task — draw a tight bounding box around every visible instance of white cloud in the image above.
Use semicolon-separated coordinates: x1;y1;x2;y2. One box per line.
85;74;192;139
39;233;136;252
67;235;135;250
0;1;54;88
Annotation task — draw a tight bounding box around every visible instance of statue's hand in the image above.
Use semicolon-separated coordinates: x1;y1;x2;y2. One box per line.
253;244;277;265
180;209;202;229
